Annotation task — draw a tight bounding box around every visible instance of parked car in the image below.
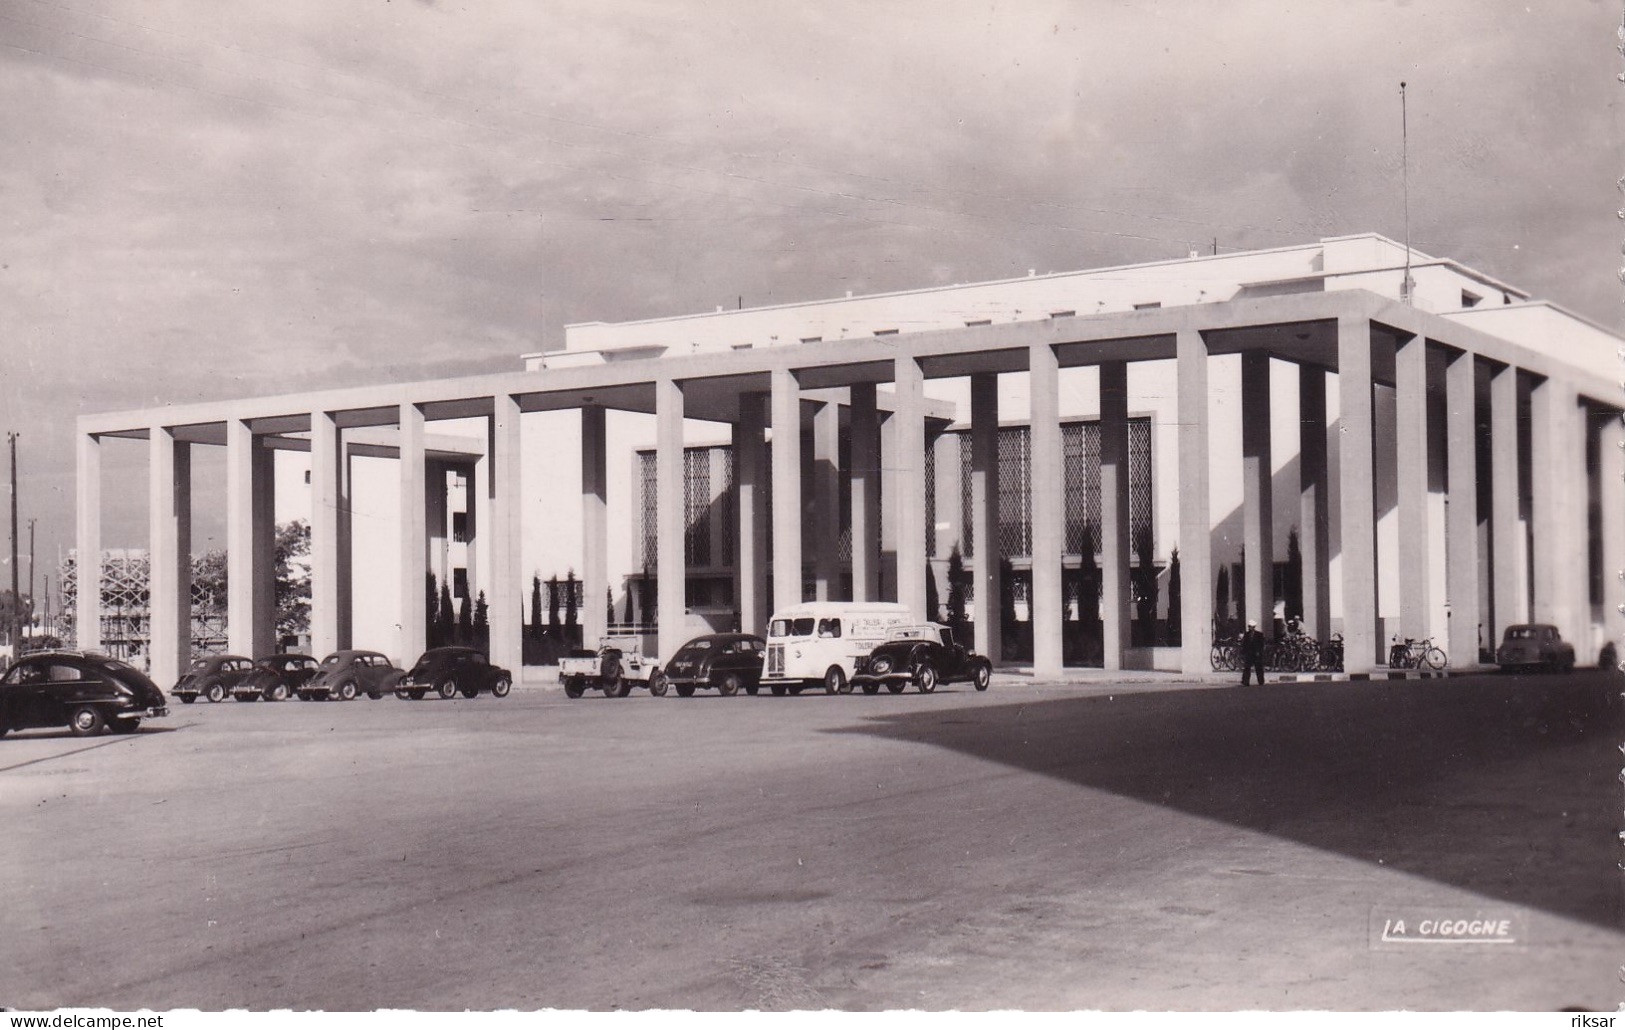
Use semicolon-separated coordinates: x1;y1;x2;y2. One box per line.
1495;624;1576;673
663;633;766;696
395;647;513;700
172;654;258;704
558;641;667;698
0;650;169;737
235;653;321;702
852;624;993;694
301;650;406;701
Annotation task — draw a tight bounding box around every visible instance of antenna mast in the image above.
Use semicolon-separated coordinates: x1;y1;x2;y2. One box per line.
1400;81;1414;303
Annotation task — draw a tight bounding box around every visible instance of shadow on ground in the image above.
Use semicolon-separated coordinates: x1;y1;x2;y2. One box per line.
826;672;1621;930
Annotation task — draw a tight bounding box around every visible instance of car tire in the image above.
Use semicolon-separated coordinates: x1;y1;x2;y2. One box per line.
602;658;628;698
460;686;478;699
744;683;759;696
823;666;847;695
972;661;991;692
491;676;511;698
769;682;787;697
861;681;880;695
676;683;695;698
369;691;384;700
107;718;138;735
179;695;195;704
337;681;357;702
69;706;106;737
267;684;289;702
205;684;226;703
436;680;457;700
718;673;742;697
408;689;427;701
886;681;906;694
563;678;584;699
914;665;938;693
648;670;668;697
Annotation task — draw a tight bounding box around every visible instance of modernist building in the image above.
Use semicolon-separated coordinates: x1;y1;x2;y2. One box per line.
74;233;1624;686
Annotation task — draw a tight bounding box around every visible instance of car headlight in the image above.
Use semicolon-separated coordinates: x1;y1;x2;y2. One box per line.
870;656;892;675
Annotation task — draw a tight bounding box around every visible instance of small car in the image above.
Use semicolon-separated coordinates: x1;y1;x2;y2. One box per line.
852;624;993;694
0;650;169;737
558;641;667;698
1495;624;1576;673
235;653;321;702
395;647;513;700
172;654;258;704
301;650;406;701
662;633;767;696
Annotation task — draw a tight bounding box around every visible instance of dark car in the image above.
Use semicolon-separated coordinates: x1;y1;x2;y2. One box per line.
0;651;169;737
852;624;993;694
663;633;766;696
234;653;320;702
396;647;513;700
1495;624;1576;672
172;654;258;704
302;650;406;701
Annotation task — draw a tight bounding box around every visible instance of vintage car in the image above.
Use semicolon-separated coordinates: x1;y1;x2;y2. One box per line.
558;641;667;698
852;624;993;694
0;650;169;737
301;650;406;701
1495;624;1576;673
395;647;513;700
172;654;258;704
662;633;766;696
234;653;321;702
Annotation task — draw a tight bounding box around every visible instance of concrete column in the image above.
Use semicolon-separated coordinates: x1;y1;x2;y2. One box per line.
310;411;342;659
879;414;899;600
1298;365;1331;642
656;378;687;660
812;399;841;601
1489;365;1524;637
848;383;881;603
337;446;353;649
735;393;769;632
1444;352;1481;665
1240;351;1275;632
932;431;962;561
398;403;427;665
1337;317;1379;674
1394;335;1431;642
227;419;272;659
1176;330;1213;675
1599;411;1625;666
708;447;728;574
251;442;275;652
893;355;929;619
488;395;523;674
75;433;102;652
1100;360;1131;670
581;405;608;647
148;427;190;685
471;453;490;605
1529;377;1576;642
969;373;1001;663
770;368;802;612
1029;342;1063;675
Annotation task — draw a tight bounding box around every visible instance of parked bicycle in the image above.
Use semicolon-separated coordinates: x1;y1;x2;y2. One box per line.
1388;635;1448;670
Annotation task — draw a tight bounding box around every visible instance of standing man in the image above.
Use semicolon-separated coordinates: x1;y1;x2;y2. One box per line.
1240;620;1266;686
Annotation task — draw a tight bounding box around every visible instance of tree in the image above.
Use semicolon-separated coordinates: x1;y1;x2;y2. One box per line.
924;562;939;622
426;572;440;646
998;558;1017;632
1215;563;1231;627
275;520;311;639
1133;525;1157;641
1284;527;1303;624
621;585;634;626
473;590;488;637
606;587;615;630
530;575;543;636
437;581;454;645
1166;547;1182;641
546;575;561;638
944;546;968;631
457;593;472;644
191;549;229;615
0;590;34;646
563;569;579;632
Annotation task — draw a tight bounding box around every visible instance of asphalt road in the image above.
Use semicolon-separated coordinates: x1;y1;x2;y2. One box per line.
2;670;1619;1011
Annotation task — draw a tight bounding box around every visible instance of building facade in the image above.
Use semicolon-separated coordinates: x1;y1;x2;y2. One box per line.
74;234;1624;685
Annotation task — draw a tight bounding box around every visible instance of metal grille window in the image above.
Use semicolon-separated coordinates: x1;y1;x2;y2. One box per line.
638;452;657;569
720;449;736;563
685;448;710;567
997;428;1031;557
924;440;937;557
1128;418;1154;548
958;438;974;559
1062;422;1099;555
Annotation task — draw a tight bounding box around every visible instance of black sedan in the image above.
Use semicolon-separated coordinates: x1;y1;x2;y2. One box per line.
303;650;406;701
0;650;169;737
234;653;321;702
1495;624;1576;673
396;647;513;700
663;633;767;696
852;624;993;694
173;654;257;704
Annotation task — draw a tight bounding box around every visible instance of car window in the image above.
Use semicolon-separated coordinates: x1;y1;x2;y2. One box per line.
322;655;341;666
189;658;210;671
48;664;85;682
468;653;486;665
769;618;816;638
4;664;42;685
817;618;842;639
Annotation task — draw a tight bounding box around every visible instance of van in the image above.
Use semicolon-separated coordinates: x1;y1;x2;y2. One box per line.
761;601;916;695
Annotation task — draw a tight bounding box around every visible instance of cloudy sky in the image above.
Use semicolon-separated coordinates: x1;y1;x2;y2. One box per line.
0;0;1618;592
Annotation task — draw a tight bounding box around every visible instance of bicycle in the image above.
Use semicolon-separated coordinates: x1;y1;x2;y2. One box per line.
1318;633;1344;672
1388;635;1447;670
1210;638;1239;672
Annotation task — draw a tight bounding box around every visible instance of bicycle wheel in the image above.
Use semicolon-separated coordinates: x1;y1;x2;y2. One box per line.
1422;646;1447;670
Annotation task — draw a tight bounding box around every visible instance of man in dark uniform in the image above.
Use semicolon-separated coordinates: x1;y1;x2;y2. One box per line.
1240;620;1267;686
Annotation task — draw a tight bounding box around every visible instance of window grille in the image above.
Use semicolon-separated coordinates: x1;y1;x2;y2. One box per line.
685;448;710;567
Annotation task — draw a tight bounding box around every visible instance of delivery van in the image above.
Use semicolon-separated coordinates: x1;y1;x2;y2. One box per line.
760;601;915;695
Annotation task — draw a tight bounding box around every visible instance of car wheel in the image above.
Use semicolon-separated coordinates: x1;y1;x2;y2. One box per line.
179;695;195;704
718;673;742;697
972;661;991;692
602;658;628;698
107;718;138;735
886;681;906;694
69;706;106;737
676;683;695;698
337;681;357;702
862;682;880;695
459;686;478;699
491;676;511;698
437;680;457;700
394;688;411;700
823;666;847;695
408;689;427;701
914;665;938;693
267;684;289;702
648;670;668;697
369;691;384;700
769;682;787;697
205;684;226;703
563;678;584;699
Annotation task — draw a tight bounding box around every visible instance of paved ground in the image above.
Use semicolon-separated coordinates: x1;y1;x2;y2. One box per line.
2;670;1618;1011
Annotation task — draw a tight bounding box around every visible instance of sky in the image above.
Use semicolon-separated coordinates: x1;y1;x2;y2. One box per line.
0;0;1619;601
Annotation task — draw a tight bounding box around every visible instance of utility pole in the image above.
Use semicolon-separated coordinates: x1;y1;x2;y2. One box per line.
8;432;17;653
27;517;35;641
